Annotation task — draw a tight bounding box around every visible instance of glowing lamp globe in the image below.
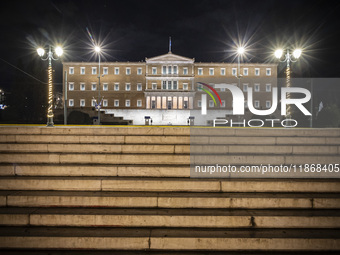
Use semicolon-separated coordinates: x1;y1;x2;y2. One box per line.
37;48;45;57
237;47;245;55
274;49;283;59
293;49;302;59
55;46;63;57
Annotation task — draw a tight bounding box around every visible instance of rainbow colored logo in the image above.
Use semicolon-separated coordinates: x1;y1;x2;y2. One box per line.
197;82;222;106
198;82;222;115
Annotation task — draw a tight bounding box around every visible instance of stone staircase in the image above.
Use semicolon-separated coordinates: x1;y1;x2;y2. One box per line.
0;126;339;254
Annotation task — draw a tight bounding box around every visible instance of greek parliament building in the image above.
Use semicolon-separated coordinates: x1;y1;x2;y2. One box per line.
62;51;277;125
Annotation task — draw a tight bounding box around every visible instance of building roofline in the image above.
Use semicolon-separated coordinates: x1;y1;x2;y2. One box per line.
62;61;278;66
194;62;278;66
62;62;145;65
145;52;195;63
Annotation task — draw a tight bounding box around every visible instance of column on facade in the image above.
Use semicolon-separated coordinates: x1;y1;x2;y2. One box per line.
173;96;177;109
157;96;161;109
146;95;193;110
162;96;167;109
146;96;150;109
178;96;183;109
189;97;193;109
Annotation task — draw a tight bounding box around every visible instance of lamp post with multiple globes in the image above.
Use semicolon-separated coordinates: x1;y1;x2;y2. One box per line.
94;46;102;125
37;45;63;127
274;48;302;119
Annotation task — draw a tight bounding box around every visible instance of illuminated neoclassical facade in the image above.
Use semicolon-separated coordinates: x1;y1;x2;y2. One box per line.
63;51;277;125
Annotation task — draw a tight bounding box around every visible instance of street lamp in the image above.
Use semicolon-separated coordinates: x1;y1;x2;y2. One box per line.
94;46;102;125
235;46;246;99
237;46;245;55
236;46;246;79
274;48;302;119
235;46;246;123
37;45;63;127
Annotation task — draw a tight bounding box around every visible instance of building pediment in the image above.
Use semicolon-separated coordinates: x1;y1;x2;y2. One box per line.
146;52;194;64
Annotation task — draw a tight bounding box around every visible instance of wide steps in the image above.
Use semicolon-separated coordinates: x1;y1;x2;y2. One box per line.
1;134;340;145
1;153;338;166
0;126;339;252
2;164;339;178
1;208;340;228
1;126;339;136
1;227;339;251
1;251;340;255
0;177;339;192
0;153;189;165
2;191;339;209
0;165;190;177
2;143;339;155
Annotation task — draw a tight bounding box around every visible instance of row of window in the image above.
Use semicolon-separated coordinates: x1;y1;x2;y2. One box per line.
68;66;272;76
68;99;142;108
160;81;182;90
161;65;179;75
68;82;190;91
68;83;143;91
68;98;272;109
68;66;181;76
151;81;189;90
242;84;272;92
146;96;193;110
198;100;272;109
69;67;142;76
197;83;272;92
69;82;271;92
198;67;271;76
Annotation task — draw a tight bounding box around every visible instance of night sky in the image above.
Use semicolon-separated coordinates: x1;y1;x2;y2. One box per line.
1;0;340;92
